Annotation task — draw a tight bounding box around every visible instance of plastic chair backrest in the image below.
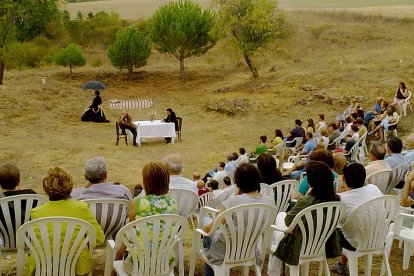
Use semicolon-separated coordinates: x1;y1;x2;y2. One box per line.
82;199;130;241
198;192;213;209
386;163;407;194
209;192;229;209
209;204;276;265
365;170;392;193
341;195;399;251
268;180;298;213
168;188;198;218
0;194;48;250
113;214;188;275
345;142;359;162
16;217;97;276
287;202;345;260
260;183;270;195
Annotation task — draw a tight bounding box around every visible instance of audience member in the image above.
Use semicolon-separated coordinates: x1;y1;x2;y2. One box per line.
163;153;197;193
224;153;236;179
197;180;210;196
343;116;353;133
355;118;367;137
315;113;326;131
213;162;227;187
306;118;315;133
118;110;138;147
364;97;383;125
391;81;409;115
318;127;329;148
364;143;392;176
294;149;338;198
252;136;268;158
401;170;414;207
193;172;201;182
294;132;317;155
257;153;283;185
343;98;359;117
350;124;360;141
332;163;383;275
202;164;273;275
286;119;306;147
404;134;414;166
25;167;104;276
0;163;36;196
333;152;347;177
268;161;341;275
327;123;341;150
115;161;177;273
208;180;223;198
71;157;132;200
269;129;284;149
385;137;405;168
342;135;357;156
235;147;249;167
221;176;234;195
369;108;398;141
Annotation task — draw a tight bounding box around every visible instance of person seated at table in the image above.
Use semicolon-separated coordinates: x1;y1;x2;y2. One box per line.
25;167;105;276
118;110;138;147
81;90;110;123
162;107;177;144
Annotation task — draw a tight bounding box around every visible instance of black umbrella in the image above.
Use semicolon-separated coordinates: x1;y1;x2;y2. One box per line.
81;80;107;90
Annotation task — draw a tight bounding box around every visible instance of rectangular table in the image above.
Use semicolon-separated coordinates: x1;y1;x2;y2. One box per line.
133;120;176;146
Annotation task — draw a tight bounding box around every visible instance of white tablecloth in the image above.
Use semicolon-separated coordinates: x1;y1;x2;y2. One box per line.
133;120;176;146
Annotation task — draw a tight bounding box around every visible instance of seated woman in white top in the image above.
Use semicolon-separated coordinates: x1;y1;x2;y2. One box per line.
315;113;326;132
201;163;274;276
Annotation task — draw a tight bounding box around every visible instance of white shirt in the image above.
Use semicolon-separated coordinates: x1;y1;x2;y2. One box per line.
365;160;392;176
212;189;224;198
213;170;227;187
235;154;249;167
339;184;383;247
169;175;198;194
319;136;329;148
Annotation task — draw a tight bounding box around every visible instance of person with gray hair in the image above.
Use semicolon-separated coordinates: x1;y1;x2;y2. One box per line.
162;153;197;194
71;157;132;200
364;143;392;176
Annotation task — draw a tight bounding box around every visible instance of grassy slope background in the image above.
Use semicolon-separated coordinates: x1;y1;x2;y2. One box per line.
1;0;414;274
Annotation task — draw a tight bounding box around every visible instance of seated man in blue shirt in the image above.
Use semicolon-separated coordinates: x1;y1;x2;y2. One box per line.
385;137;405;168
293;132;317;155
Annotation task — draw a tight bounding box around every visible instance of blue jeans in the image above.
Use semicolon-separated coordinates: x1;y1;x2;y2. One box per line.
203;237;215;276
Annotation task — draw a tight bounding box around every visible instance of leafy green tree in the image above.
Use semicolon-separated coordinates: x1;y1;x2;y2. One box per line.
0;0;60;84
107;27;151;81
149;0;216;81
215;0;290;78
55;44;86;78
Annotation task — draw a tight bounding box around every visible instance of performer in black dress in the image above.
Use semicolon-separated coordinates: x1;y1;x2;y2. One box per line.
81;90;110;123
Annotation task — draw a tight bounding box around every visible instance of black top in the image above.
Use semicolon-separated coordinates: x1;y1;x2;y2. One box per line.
396;88;408;100
2;189;37;197
89;95;102;109
165;111;178;131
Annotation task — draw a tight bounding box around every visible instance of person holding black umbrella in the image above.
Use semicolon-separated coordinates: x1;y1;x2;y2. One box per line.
81;90;110;123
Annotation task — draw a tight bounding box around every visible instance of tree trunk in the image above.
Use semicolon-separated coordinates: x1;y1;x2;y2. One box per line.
179;53;186;82
243;52;259;78
128;65;133;82
69;65;73;80
0;61;4;85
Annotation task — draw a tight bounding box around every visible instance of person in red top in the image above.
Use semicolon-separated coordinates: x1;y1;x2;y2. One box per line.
197;180;209;196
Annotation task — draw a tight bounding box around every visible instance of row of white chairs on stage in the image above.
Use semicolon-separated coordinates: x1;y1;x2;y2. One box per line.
1;187;414;275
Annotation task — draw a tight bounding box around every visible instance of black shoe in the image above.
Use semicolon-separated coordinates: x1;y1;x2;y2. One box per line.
133;143;138;147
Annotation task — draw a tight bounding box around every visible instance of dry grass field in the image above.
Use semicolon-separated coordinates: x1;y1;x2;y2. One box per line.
1;0;414;275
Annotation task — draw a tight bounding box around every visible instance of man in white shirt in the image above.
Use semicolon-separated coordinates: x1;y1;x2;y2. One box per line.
364;143;392;176
333;163;383;275
235;147;249;168
163;153;197;194
224;153;236;180
208;180;224;198
213;162;227;188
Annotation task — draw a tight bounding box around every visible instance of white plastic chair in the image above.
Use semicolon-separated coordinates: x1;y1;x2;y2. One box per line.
167;188;198;276
260;183;270;196
402;91;412;116
327;135;342;150
209;191;228;209
0;194;48;272
198;192;213;209
341;195;399;276
359;132;368;154
82;198;130;241
384;114;399;140
270;202;345;275
189;203;276;276
16;216;97;276
365;170;392;193
386;162;408;194
344;142;359;163
104;214;188;276
284;137;303;151
269;142;285;163
385;207;414;270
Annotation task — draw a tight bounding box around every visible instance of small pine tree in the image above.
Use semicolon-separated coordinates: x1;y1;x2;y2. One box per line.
107;26;151;81
149;0;216;81
55;44;86;78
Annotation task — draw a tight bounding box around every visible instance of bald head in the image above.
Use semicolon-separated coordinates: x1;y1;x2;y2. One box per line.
370;143;386;161
162;153;183;175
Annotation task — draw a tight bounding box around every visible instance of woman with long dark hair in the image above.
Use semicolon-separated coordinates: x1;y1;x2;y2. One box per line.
267;161;341;275
257;153;283;185
392;81;409;115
